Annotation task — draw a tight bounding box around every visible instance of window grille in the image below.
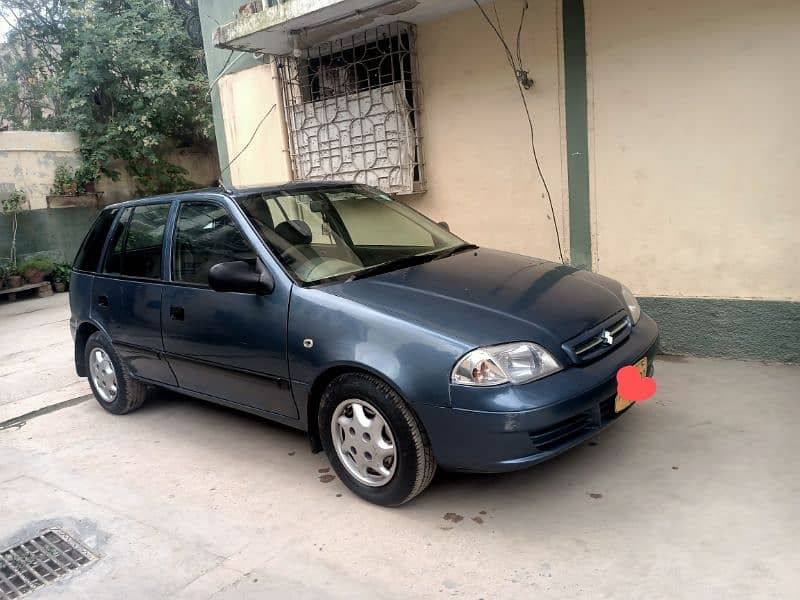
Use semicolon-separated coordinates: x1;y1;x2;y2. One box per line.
278;22;424;195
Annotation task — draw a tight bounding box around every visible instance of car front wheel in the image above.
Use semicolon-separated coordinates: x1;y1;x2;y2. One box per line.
319;373;436;506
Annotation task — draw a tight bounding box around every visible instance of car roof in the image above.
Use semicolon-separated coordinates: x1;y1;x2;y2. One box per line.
229;180;358;196
101;180;359;211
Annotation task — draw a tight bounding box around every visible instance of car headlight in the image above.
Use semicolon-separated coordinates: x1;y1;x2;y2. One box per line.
451;342;562;386
621;285;641;325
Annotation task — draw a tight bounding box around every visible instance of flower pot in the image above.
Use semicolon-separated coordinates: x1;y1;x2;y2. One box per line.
53;281;67;293
24;269;45;284
9;275;23;288
0;278;5;289
46;193;102;209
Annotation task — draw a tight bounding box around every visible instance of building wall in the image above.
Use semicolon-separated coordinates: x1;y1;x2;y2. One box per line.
0;131;82;210
96;147;221;205
205;0;568;260
587;0;800;302
0;131;220;209
218;62;292;188
197;0;266;187
411;0;568;263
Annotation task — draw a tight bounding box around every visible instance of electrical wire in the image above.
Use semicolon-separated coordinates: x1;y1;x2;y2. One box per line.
473;0;516;70
472;0;565;264
207;51;246;97
515;1;528;68
218;103;278;179
492;2;506;38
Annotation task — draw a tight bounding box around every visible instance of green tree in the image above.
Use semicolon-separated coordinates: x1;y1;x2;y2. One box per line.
0;0;213;194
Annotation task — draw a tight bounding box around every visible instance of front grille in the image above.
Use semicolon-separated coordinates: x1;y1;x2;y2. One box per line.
529;412;593;451
562;313;632;364
0;529;96;599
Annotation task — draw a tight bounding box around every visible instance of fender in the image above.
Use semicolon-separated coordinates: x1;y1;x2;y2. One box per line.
287;286;470;419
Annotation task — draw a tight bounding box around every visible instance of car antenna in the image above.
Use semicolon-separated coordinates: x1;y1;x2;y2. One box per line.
215;178;233;195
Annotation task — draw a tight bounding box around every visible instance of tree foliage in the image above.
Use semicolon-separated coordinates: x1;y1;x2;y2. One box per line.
0;0;213;194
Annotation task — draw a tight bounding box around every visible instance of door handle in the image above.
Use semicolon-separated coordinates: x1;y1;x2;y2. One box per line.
170;306;185;321
97;295;110;308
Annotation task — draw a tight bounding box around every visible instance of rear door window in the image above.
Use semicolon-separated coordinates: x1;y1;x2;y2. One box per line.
73;208;119;272
102;204;170;279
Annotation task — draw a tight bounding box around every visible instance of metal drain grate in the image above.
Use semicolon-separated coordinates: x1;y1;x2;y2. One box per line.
0;529;96;599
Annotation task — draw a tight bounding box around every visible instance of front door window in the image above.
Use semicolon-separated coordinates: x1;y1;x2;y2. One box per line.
172;202;255;285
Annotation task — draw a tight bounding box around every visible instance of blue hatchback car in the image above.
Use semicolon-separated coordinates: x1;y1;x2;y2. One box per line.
69;182;658;505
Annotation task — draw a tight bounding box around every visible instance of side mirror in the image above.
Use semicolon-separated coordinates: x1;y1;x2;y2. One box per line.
438;221;450;232
208;260;274;295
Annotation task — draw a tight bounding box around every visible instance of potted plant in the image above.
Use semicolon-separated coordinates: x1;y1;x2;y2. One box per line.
75;163;98;194
0;263;7;289
7;264;23;289
51;163;78;196
19;255;55;284
51;263;72;292
47;162;101;208
2;189;25;269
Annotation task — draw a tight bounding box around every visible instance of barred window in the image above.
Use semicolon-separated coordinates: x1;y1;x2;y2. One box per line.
278;22;424;195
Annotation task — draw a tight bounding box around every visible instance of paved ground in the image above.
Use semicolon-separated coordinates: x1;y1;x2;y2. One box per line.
1;294;798;599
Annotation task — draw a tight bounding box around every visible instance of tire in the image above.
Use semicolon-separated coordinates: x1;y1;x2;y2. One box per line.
319;373;436;506
85;331;147;415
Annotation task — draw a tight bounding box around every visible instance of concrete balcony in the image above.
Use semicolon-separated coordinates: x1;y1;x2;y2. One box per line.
213;0;471;53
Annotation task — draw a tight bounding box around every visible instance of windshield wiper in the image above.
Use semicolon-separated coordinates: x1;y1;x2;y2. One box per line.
433;243;478;260
347;244;478;281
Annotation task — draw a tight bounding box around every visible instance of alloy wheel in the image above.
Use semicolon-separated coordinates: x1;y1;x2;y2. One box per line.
90;347;118;403
331;398;397;486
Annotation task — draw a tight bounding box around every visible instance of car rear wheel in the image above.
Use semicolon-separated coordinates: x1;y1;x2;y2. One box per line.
319;373;436;506
85;331;147;415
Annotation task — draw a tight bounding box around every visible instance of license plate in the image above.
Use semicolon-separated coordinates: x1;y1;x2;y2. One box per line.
614;356;648;412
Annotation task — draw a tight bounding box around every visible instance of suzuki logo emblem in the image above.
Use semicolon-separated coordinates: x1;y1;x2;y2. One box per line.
601;330;614;345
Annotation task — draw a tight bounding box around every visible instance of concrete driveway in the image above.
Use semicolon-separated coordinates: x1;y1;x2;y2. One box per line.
1;294;798;599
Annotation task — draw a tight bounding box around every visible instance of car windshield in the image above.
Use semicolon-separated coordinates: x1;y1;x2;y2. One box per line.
236;185;471;285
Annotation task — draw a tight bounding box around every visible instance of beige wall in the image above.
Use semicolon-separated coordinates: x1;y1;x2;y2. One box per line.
587;0;800;300
218;62;293;188
96;147;221;205
217;2;568;261
0;131;219;209
0;131;82;210
412;0;568;263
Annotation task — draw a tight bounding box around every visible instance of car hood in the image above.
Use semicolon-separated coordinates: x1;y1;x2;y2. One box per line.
322;248;627;351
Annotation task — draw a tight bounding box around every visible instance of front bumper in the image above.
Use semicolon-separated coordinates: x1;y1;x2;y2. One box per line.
414;312;659;473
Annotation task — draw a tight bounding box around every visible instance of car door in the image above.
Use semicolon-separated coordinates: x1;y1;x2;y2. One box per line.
91;202;177;385
160;198;297;419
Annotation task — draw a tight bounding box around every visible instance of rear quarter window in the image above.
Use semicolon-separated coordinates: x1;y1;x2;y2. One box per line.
73;208;119;272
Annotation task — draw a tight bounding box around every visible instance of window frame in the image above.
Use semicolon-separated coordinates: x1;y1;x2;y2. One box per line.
167;197;259;290
94;199;175;283
278;22;425;195
72;207;120;274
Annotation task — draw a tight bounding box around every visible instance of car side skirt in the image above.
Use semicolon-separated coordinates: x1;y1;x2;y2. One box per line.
129;375;307;433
